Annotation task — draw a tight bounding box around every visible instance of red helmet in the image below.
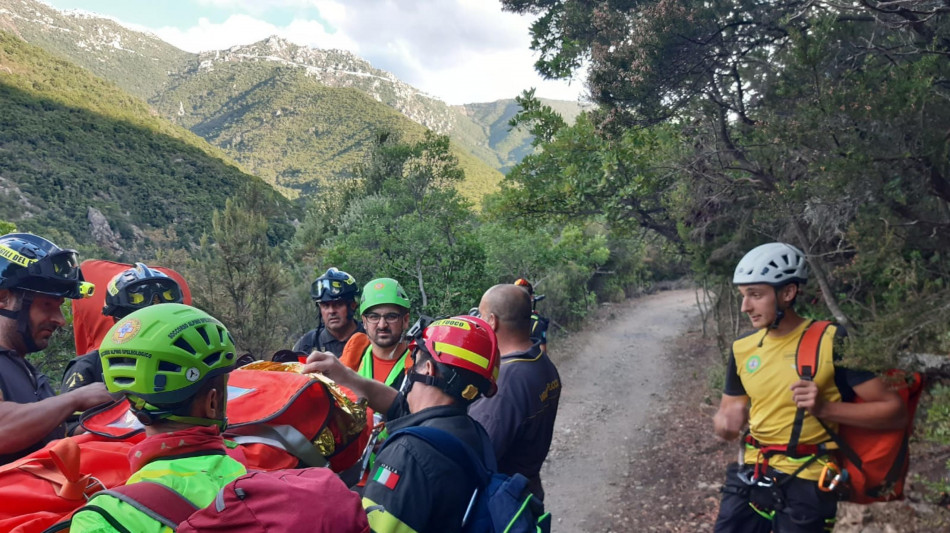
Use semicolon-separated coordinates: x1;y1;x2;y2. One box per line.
410;315;500;399
513;278;534;295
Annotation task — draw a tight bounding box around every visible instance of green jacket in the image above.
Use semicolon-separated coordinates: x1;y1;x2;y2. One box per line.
71;450;246;532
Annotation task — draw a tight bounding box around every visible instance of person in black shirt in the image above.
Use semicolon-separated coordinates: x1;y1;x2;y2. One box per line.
303;315;501;533
293;267;364;358
0;233;111;463
469;284;561;500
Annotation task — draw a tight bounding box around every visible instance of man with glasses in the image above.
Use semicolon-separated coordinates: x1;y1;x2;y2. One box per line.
61;263;184;395
0;233;112;463
293;267;364;358
339;278;412;391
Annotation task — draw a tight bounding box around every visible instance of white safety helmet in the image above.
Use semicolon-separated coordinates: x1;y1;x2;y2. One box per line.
733;242;808;286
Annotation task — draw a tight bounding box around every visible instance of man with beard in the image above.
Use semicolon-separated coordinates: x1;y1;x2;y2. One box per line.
340;278;412;391
0;233;113;463
293;268;364;358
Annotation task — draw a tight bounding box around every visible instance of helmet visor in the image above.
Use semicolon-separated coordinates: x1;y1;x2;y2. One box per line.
29;250;81;282
311;277;348;301
125;278;183;308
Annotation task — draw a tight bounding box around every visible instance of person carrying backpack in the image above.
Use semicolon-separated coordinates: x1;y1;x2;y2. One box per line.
61;262;184;394
304;316;503;533
513;278;549;352
293;267;364;358
712;242;907;533
70;303;247;532
469;284;560;501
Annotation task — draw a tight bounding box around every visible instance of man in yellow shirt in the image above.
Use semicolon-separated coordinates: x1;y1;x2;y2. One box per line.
712;242;906;533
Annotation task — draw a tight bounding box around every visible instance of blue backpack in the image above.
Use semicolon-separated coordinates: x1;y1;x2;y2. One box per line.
384;426;551;533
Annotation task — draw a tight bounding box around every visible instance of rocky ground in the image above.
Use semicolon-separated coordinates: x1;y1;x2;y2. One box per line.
542;288;950;532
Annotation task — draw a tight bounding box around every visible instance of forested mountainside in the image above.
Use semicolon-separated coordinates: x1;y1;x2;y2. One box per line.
152;57;503;199
0;31;293;257
452;98;587;173
0;1;582;196
0;0;193;100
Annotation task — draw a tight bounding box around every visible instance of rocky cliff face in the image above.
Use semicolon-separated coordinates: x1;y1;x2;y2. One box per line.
87;207;123;256
195;36;456;134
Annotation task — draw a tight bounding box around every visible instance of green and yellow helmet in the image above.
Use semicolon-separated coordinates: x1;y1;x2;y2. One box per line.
359;277;410;316
99;304;236;426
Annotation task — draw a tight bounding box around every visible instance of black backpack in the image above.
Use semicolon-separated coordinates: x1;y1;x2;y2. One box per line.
381;426;551;533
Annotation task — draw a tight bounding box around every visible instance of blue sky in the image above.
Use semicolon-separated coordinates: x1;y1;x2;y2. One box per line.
42;0;586;105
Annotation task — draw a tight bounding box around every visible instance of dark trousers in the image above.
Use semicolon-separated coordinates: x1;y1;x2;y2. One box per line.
714;463;838;533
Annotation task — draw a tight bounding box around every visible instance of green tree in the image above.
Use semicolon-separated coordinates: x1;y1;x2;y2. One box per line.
324;131;485;316
503;0;950;364
186;195;289;357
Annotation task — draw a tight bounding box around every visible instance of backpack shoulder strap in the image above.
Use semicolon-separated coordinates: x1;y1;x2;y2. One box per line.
796;320;832;379
788;320;832;451
793;320;866;469
93;480;199;529
384;426;492;486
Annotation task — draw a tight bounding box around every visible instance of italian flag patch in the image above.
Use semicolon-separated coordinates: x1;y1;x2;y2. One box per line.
373;465;400;490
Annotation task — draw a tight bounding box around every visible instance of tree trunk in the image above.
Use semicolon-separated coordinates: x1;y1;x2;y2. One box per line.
792;219;853;330
414;257;428;309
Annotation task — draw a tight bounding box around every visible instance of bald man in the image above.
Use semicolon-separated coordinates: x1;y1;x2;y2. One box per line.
468;284;561;500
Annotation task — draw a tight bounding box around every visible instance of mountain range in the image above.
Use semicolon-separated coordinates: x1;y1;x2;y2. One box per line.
0;0;585;201
0;29;293;256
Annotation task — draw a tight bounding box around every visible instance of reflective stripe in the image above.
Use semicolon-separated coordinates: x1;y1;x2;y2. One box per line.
363;497;418;533
358;346;409;388
433;341;490;370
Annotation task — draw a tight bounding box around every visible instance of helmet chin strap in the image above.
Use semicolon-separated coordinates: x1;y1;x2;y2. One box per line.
0;291;40;354
770;306;785;329
757;288;787;348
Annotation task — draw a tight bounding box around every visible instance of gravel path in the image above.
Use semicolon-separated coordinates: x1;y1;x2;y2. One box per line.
541;289;699;532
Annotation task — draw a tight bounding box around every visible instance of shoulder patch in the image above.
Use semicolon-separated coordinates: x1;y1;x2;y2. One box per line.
372;464;401;490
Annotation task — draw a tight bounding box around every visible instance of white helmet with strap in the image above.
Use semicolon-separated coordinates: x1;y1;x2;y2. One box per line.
733;242;808;286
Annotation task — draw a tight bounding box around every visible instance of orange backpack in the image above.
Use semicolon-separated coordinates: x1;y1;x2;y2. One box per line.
0;432;143;533
797;321;923;503
79;362;369;474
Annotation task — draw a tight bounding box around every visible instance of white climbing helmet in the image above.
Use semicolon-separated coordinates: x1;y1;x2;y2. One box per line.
733;242;808;286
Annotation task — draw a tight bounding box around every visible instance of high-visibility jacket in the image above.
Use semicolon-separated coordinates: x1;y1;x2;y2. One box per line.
70;429;246;532
357;345;409;390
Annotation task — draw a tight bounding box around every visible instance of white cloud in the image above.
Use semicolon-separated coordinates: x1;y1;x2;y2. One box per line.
152;1;585;104
154;13;354;54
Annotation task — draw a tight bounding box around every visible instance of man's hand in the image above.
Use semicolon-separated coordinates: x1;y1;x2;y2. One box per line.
790;379;825;417
713;394;749;441
66;382;114;411
304;350;399;415
302;351;351;384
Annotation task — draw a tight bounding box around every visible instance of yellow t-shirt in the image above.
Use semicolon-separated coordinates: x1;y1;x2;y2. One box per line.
730;320;842;480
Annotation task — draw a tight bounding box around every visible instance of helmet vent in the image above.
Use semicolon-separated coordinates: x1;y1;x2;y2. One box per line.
203;350;222;367
197;325;212;347
113;377;135;386
158;361;182;373
173;336;196;355
106;357;137;369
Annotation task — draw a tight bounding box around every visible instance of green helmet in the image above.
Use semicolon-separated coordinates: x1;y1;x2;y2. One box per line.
99;304;236;425
359;278;410;316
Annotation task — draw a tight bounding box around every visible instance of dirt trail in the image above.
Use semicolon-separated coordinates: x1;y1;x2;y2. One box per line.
541;289;699;532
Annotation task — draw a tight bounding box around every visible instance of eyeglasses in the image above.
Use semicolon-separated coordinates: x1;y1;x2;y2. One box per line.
363;312;405;324
125;279;182;307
